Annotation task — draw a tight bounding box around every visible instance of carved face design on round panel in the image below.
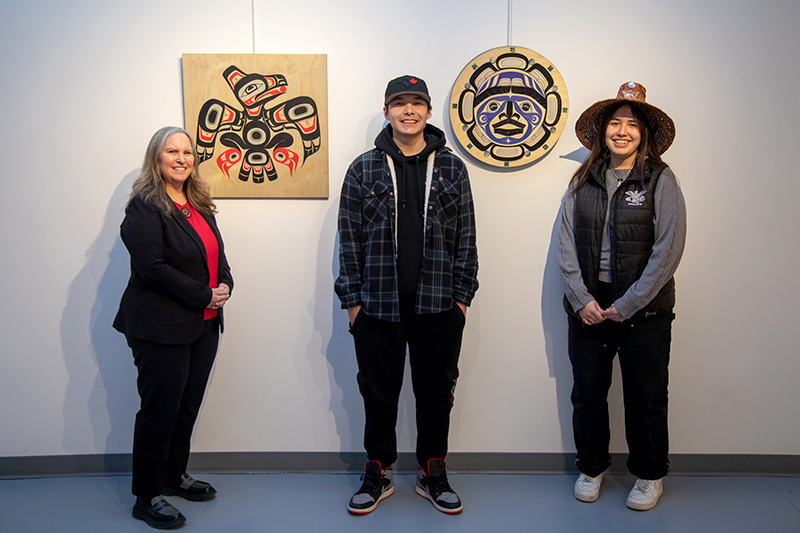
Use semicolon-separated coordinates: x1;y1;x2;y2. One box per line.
474;71;545;145
450;47;569;169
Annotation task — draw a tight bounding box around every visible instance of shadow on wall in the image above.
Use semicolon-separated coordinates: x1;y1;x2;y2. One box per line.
543;147;626;468
541;147;593;462
306;200;363;465
60;170;139;485
541;206;574;465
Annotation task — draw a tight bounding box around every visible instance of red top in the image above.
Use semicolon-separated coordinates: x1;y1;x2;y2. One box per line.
175;202;220;320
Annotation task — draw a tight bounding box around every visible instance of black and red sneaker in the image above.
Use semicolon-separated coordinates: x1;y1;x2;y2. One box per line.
348;461;394;515
415;458;462;514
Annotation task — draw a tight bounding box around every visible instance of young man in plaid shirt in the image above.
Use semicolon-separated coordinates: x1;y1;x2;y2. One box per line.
335;75;479;515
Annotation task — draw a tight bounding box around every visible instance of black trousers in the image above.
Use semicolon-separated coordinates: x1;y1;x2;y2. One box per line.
127;317;220;500
568;284;673;480
350;301;465;468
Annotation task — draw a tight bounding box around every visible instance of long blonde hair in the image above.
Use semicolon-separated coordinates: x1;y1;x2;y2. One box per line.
128;127;217;216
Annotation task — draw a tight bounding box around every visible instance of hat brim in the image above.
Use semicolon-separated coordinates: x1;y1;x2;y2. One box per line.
575;98;675;155
384;91;431;106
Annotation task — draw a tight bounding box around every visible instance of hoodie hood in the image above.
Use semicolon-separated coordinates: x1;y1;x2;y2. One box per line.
374;123;446;213
374;123;447;158
374;123;447;300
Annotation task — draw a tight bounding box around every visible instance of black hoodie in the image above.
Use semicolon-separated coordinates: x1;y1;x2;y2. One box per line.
374;124;447;301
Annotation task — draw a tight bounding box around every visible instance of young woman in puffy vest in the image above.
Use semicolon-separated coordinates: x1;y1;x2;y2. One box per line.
557;82;686;511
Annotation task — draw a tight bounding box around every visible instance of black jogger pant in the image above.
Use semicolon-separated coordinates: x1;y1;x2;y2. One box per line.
350;302;465;468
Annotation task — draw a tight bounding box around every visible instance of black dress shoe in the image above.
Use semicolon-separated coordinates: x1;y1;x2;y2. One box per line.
163;473;217;502
132;496;186;529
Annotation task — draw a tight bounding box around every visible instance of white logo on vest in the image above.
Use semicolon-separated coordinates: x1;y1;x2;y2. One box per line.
625;190;646;206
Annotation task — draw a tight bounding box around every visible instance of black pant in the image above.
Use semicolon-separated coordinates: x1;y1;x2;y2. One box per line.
350;302;465;468
568;284;672;480
127;317;220;500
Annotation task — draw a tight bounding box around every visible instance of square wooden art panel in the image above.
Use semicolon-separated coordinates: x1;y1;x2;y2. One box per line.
182;54;328;198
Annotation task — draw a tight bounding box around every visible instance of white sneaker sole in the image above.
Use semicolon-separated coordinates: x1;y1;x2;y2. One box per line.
626;494;661;511
626;487;662;511
574;489;600;503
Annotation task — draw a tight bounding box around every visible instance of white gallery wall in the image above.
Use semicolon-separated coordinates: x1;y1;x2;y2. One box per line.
1;0;798;460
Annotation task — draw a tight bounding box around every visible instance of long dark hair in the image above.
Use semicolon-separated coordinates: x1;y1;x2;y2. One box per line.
569;103;663;193
128;127;217;216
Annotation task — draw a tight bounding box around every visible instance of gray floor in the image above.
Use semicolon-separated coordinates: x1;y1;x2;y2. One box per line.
1;473;799;532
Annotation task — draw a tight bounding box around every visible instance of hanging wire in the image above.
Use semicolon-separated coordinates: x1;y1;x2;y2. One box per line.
507;0;513;46
252;0;256;53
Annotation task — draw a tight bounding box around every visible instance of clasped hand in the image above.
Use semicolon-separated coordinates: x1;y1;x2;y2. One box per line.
578;300;624;325
207;283;230;310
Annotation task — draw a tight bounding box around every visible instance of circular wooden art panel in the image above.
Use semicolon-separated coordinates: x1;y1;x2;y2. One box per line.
449;46;569;168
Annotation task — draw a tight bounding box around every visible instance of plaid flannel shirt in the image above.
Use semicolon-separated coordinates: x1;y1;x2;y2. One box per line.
335;146;479;322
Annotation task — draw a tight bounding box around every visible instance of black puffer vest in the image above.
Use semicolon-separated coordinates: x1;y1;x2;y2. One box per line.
566;159;674;322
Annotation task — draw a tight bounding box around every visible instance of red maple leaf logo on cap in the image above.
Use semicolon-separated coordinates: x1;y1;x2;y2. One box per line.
409;78;417;84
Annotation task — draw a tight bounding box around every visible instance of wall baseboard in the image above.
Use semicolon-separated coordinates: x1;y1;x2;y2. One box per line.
1;452;798;480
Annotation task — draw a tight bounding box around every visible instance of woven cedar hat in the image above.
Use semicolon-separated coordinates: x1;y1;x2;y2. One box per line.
575;81;675;155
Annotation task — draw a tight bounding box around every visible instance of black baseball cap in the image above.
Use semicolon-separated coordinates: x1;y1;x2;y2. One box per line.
384;75;431;105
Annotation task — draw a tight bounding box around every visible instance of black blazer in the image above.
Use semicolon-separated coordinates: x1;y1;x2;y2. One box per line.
113;195;234;344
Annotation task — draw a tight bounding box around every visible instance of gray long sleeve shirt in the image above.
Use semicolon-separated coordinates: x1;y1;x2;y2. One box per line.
557;166;687;319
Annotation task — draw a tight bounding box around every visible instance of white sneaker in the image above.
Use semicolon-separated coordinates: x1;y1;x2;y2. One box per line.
626;478;663;511
574;472;604;502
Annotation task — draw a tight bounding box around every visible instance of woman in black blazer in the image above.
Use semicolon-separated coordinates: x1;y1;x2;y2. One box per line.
114;126;233;529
